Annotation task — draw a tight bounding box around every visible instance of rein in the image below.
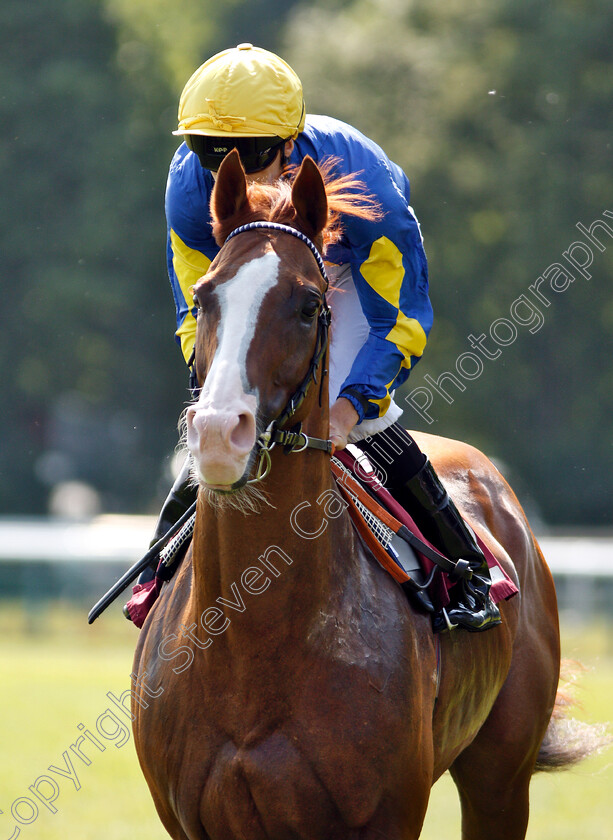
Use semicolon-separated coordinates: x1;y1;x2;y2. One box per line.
192;221;334;485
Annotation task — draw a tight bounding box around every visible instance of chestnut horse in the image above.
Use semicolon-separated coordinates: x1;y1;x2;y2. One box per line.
132;150;589;839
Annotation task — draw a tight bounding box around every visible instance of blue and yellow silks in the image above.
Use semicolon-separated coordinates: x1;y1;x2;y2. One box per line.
165;115;432;421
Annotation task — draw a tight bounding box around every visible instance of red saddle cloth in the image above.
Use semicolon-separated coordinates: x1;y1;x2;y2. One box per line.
125;577;163;629
332;448;518;612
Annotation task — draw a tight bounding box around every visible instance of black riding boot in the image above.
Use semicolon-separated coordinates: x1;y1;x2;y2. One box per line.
396;458;502;632
359;424;501;632
136;458;197;585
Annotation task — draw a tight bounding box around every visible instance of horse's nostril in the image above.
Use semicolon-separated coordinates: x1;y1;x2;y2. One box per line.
230;412;255;453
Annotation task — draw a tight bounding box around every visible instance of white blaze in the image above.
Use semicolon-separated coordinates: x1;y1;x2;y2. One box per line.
187;252;281;486
203;251;280;407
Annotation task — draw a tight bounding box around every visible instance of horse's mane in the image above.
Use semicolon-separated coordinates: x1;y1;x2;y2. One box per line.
212;158;383;250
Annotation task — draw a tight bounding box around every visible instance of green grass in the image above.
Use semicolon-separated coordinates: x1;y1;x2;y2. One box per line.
0;602;164;839
0;603;611;839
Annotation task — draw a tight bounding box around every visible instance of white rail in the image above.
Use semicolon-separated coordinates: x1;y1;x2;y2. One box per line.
0;517;611;574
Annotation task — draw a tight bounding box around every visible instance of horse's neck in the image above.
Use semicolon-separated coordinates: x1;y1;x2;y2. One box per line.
189;447;356;652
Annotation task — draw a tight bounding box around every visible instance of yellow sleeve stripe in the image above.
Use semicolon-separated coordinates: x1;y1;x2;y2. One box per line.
360;235;404;308
360;235;428;366
386;312;427;368
176;313;197;364
368;393;393;416
368;365;407;417
169;229;212;363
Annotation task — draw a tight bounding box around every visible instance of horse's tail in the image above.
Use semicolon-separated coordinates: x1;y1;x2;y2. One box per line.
534;659;611;772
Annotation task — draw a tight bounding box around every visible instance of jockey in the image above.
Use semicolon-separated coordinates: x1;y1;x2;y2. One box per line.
150;43;500;632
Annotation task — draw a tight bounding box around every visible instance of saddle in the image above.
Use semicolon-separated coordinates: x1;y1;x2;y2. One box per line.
331;448;518;615
124;450;518;629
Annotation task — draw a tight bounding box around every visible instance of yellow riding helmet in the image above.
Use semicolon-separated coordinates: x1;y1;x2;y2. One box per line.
173;43;305;140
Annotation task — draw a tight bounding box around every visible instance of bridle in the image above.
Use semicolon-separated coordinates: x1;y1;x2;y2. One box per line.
189;221;334;486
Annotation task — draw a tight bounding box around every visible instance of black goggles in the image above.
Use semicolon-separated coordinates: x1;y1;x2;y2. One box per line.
185;135;287;174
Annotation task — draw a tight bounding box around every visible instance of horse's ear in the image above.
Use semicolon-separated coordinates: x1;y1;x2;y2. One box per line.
291;156;328;240
211;148;249;226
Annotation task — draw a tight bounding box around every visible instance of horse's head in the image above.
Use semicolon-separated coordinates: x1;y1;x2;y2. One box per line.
185;150;333;493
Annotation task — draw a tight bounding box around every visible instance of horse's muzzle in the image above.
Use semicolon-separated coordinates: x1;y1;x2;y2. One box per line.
186;402;257;488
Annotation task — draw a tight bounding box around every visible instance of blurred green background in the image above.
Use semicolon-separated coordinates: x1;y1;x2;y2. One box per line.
2;0;612;524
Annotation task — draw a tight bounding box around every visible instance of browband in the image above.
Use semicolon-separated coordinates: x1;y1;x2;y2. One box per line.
224;221;329;287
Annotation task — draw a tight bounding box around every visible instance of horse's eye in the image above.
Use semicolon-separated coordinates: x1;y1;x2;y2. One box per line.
301;300;319;321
